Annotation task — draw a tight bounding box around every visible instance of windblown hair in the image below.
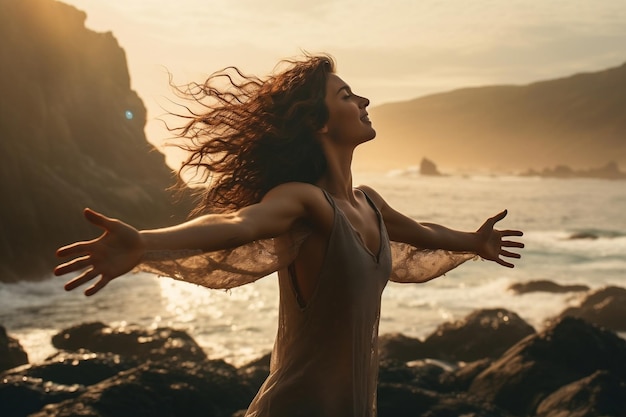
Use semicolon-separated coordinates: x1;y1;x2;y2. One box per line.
171;54;335;215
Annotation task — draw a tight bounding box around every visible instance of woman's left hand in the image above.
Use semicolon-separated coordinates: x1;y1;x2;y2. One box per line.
475;210;524;268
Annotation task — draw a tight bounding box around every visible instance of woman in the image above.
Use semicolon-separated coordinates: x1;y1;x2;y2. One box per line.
55;54;523;416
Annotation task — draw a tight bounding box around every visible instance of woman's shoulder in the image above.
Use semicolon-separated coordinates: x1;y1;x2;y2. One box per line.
265;182;325;200
356;184;387;208
264;182;335;232
263;182;331;212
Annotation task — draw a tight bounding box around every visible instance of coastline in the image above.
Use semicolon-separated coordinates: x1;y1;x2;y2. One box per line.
2;283;625;417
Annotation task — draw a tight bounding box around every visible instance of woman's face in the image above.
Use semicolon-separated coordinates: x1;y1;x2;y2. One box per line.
321;74;376;146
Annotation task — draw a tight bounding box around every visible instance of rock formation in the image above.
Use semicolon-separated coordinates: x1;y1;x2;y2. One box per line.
0;0;194;281
3;301;625;416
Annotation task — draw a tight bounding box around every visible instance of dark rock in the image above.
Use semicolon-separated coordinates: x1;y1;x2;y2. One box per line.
508;279;589;294
421;308;536;361
51;322;207;361
0;325;28;372
420;158;443;176
556;286;626;332
378;332;426;362
568;232;599;240
439;358;493;392
236;352;271;393
377;383;439;417
535;370;626;417
378;383;514;417
421;393;516;417
405;359;458;392
0;374;85;417
378;359;421;385
2;350;139;386
28;359;254;417
468;317;626;416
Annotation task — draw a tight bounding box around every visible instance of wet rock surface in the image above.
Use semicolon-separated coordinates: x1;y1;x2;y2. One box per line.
420;308;536;361
51;321;207;362
555;286;626;332
2;287;625;417
0;325;28;372
508;279;589;294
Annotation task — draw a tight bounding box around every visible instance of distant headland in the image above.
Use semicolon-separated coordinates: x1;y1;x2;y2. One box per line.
520;161;626;180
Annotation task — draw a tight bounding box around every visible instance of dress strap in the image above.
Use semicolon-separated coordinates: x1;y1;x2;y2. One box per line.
319;188;337;209
356;187;382;217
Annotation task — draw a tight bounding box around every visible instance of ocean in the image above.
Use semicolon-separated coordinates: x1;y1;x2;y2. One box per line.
1;172;625;367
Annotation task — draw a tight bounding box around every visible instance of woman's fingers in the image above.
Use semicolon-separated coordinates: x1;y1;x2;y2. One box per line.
500;249;521;259
502;239;524;248
501;229;524;237
84;208;113;229
84;276;111;296
490;209;508;223
64;268;99;291
56;209;113;258
54;208;128;296
56;240;95;258
479;210;510;233
54;255;92;276
496;258;515;268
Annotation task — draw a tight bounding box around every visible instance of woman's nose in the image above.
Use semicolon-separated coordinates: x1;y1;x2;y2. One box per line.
359;95;370;108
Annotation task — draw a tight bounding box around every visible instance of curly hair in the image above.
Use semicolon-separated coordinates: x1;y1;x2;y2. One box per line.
171;54;336;215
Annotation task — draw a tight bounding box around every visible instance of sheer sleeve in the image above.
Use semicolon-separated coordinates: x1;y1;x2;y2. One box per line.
134;225;311;289
390;242;478;283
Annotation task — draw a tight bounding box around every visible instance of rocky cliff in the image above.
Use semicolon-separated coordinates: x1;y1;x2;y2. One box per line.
0;0;193;281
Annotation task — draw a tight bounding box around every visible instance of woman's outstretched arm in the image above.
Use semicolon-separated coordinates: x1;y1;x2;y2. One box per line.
359;186;524;268
55;183;324;296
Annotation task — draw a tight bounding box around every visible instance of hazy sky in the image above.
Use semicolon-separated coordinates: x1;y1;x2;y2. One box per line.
60;0;626;165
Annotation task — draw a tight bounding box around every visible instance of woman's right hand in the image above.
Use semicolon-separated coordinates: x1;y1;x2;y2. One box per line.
54;208;145;296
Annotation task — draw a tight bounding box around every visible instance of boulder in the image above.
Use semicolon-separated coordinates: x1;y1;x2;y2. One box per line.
0;349;136;417
419;393;515;417
51;321;207;361
2;350;139;386
0;325;28;372
236;352;271;394
377;382;514;417
439;358;493;392
27;359;253;417
556;285;626;332
378;332;426;362
377;383;439;417
535;370;626;417
421;308;536;361
469;317;626;416
419;158;443;176
508;279;589;294
0;375;85;417
378;358;424;386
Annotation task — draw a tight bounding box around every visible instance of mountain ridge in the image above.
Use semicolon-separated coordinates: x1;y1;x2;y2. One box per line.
356;61;626;172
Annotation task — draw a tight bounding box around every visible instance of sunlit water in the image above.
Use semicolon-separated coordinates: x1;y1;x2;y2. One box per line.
2;173;625;367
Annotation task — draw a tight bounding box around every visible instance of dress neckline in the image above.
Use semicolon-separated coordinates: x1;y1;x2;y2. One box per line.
326;188;385;264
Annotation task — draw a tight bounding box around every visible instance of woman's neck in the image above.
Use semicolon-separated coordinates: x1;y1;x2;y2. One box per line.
316;145;357;203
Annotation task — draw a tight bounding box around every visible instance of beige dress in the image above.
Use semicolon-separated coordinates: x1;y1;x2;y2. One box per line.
137;188;475;416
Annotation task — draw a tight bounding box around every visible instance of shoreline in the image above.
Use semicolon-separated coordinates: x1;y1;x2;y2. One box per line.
3;285;625;417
